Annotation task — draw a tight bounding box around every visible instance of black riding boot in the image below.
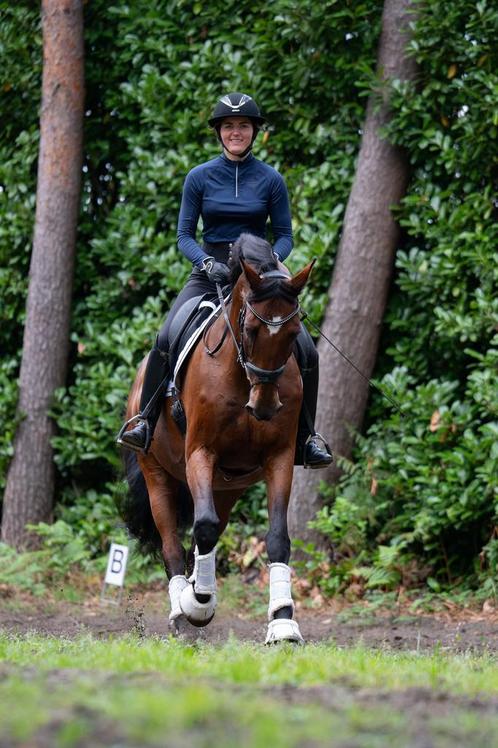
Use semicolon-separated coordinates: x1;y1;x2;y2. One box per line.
118;345;170;454
296;365;333;469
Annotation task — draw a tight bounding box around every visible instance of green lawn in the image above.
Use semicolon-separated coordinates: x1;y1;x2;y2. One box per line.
1;634;498;747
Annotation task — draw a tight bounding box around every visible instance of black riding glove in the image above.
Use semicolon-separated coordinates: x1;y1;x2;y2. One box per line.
201;256;231;285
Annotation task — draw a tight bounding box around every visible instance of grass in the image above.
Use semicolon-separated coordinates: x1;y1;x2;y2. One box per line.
0;669;406;748
2;634;498;694
1;634;498;746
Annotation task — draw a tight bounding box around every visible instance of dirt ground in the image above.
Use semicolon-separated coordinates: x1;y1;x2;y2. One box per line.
1;582;497;653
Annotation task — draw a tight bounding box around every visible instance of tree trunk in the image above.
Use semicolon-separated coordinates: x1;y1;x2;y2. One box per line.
289;0;418;546
1;0;84;549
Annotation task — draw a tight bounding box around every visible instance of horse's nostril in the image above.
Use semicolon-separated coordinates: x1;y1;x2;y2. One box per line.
245;403;262;420
247;405;275;421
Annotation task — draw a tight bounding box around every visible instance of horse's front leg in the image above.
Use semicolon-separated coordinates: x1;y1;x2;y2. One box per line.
180;446;220;626
139;455;188;628
263;452;304;645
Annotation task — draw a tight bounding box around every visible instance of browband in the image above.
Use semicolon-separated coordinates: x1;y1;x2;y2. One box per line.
259;270;290;280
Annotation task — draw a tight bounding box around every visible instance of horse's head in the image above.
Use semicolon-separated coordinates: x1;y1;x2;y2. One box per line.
230;234;314;422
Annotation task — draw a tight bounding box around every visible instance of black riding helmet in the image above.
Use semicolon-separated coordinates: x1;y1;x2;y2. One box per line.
208;92;266;128
208;93;266;156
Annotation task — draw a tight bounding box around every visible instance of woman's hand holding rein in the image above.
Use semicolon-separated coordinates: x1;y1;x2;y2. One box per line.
201;257;231;285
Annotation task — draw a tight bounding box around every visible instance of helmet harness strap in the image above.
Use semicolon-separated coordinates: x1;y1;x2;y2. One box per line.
215;124;260;159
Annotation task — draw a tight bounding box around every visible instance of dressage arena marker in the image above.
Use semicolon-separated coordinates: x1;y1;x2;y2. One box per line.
100;542;129;605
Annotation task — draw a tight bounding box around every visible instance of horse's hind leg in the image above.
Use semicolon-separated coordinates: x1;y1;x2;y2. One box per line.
140;457;188;626
263;453;304;645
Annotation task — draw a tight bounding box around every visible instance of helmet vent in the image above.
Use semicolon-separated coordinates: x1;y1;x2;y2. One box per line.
208;93;266;130
220;94;252;110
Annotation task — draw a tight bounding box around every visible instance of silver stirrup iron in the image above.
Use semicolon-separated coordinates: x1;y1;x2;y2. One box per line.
116;414;149;453
303;432;331;469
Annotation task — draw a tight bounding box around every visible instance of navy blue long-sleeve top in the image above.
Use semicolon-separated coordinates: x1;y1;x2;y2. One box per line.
177;152;293;267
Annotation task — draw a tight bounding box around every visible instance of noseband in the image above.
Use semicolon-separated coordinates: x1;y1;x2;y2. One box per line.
210;273;300;386
238;298;300;384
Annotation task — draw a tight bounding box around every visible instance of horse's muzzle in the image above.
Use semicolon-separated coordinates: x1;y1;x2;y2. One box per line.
245;385;283;421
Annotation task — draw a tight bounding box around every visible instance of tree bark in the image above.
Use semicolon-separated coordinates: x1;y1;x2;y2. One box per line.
1;0;84;549
289;0;418;546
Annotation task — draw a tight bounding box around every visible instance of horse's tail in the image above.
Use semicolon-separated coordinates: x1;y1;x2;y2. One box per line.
120;451;193;558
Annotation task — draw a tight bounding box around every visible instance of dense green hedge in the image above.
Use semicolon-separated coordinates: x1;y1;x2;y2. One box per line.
1;1;496;591
311;0;498;594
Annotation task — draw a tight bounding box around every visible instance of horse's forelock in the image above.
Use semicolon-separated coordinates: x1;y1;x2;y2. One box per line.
229;233;278;286
228;234;298;304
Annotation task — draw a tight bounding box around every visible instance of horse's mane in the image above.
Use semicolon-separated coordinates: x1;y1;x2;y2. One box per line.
229;233;298;303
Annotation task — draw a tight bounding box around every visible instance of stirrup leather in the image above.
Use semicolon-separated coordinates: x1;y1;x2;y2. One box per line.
116;414;150;454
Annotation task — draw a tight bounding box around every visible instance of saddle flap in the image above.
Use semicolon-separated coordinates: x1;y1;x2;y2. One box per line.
167;295;226;391
167;295;206;350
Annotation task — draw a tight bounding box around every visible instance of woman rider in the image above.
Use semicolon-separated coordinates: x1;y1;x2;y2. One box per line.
119;92;332;468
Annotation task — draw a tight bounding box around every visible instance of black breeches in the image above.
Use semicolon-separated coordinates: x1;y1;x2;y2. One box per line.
294;324;318;374
294;326;320;444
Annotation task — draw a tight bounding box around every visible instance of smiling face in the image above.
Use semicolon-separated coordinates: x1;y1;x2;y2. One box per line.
219;116;255;160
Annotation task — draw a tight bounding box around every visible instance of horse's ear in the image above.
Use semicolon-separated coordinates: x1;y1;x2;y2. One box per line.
288;259;316;295
240;258;263;291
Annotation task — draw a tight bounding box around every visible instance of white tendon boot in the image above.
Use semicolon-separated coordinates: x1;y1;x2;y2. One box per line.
265;562;304;645
179;546;217;627
168;575;189;622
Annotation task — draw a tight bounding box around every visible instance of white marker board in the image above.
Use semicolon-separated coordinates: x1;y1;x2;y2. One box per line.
104;543;129;587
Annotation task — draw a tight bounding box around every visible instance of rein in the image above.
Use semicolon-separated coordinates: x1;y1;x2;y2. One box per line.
300;310;405;417
214;284;244;365
207;279;300;386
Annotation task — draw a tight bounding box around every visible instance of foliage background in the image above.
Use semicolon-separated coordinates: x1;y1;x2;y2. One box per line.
0;0;496;594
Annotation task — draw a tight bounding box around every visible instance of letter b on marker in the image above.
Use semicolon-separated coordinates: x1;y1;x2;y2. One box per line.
111;549;124;574
105;543;129;587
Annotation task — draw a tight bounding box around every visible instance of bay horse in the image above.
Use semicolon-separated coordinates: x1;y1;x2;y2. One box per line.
121;234;314;644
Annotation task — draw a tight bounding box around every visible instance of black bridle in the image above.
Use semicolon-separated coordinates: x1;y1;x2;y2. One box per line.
208;276;300;386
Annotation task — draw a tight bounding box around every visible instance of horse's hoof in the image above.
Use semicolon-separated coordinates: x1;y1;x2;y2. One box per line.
169;613;183;636
265;618;304;645
179;583;216;627
169;613;192;637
